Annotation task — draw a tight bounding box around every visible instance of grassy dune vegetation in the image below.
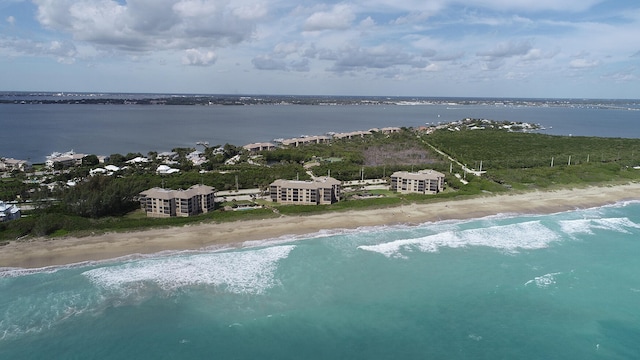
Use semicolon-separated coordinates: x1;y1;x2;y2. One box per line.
2;124;640;241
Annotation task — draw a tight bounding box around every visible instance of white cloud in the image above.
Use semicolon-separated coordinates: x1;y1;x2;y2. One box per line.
459;0;604;12
431;52;465;61
252;54;287;70
328;45;427;73
303;4;356;31
0;38;78;63
182;48;217;66
424;63;439;72
600;68;638;82
360;16;376;28
273;42;302;57
232;3;268;20
6;16;15;25
521;48;558;61
505;71;529;80
477;40;533;59
32;0;266;53
569;58;601;69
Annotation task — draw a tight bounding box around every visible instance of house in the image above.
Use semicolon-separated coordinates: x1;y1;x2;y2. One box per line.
269;177;341;205
126;156;150;164
156;165;180;174
390;170;445;194
187;150;207;166
139;184;215;217
0;157;32;172
46;151;87;168
0;201;21;222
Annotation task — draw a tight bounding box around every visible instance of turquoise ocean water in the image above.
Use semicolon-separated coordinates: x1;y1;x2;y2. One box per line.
2;201;640;359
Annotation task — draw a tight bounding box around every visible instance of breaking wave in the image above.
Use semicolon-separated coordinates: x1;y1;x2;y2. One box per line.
83;245;295;295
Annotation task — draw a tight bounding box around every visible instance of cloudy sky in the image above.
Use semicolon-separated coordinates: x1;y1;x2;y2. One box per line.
1;0;639;98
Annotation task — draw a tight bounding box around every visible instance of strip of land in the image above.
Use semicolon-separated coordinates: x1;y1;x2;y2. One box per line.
2;183;640;269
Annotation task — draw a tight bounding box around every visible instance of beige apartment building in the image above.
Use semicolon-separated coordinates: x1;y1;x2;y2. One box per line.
269;177;341;205
390;170;445;194
139;184;215;217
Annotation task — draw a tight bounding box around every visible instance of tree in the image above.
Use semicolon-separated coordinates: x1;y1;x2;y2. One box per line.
82;154;99;166
109;153;126;166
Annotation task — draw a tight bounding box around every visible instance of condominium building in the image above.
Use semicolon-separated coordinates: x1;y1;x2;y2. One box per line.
279;135;332;147
139;184;215;217
269;177;341;205
390;170;445;194
243;142;276;153
0;158;32;172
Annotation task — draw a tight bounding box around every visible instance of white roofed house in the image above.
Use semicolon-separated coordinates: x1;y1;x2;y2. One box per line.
0;201;21;222
269;177;341;205
390;170;445;195
156;165;180;174
126;156;150;165
139;184;215;217
187;150;207;166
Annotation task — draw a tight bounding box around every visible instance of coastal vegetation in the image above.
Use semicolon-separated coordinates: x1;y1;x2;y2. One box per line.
2;121;640;241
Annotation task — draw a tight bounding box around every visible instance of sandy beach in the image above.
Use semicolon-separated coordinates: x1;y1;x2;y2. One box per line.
2;183;639;269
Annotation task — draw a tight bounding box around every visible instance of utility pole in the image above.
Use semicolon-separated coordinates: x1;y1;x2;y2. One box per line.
568;155;571;166
551;157;554;167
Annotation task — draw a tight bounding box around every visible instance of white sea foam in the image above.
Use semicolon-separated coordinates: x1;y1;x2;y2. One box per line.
525;272;562;288
558;217;640;237
83;245;295;295
358;221;559;258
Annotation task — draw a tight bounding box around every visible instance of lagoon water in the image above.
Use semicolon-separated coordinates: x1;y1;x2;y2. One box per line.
1;103;640;162
2;202;640;359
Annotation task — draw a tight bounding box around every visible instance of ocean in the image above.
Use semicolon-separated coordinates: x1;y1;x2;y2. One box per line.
2;201;640;359
1;102;640;162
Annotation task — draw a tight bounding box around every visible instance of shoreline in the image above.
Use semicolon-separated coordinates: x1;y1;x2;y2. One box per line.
2;183;640;270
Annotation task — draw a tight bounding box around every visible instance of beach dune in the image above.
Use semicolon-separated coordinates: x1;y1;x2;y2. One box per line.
1;184;639;269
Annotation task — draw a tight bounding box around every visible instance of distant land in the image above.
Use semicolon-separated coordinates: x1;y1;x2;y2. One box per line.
1;92;639;109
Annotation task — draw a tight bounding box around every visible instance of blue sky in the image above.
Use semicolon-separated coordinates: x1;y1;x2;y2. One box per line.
1;0;639;98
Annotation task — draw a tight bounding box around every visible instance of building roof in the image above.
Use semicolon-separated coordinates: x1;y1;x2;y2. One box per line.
140;185;215;199
271;177;341;189
156;165;180;174
391;170;445;180
243;142;276;150
0;201;20;214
